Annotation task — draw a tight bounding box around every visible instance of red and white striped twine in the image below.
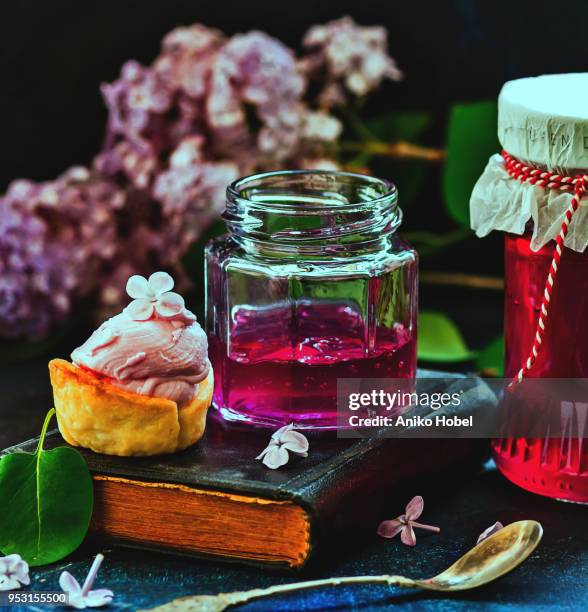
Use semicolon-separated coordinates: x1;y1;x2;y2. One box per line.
501;150;588;386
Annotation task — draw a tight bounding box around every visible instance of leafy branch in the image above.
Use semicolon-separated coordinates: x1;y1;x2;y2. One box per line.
338;139;445;162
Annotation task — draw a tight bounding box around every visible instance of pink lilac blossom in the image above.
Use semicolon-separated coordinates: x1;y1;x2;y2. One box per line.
154;24;224;99
0;184;57;340
477;521;504;544
101;60;173;149
301;16;403;106
256;424;309;469
0;171;123;339
0;554;30;591
124;271;186;321
377;496;440;547
94;140;158;191
59;554;113;609
153;136;238;217
206;31;306;161
95;197;196;318
1;19;401;340
301;111;343;143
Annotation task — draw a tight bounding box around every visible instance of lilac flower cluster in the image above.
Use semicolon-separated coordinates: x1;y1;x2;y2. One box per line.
301;16;403;106
0;170;123;339
0;17;401;340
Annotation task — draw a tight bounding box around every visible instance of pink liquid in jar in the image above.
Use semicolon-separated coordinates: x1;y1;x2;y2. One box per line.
494;233;588;503
209;299;416;429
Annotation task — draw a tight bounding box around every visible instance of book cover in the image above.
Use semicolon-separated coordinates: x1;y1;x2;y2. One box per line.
2;373;494;569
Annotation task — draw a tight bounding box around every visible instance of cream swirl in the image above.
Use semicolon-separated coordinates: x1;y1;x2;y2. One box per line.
71;273;209;407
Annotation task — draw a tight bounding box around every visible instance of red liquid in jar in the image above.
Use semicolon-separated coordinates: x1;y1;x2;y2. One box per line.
209;300;416;428
495;234;588;502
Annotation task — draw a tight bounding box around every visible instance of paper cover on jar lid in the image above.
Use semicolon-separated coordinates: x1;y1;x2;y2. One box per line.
498;73;588;171
470;73;588;254
470;154;588;253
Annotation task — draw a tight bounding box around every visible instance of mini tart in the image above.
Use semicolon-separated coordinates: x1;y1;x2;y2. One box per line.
49;358;213;457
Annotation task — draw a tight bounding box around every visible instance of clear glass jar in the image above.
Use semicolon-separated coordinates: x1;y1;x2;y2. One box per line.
205;170;418;429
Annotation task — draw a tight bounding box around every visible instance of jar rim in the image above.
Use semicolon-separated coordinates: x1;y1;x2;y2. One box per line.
227;169;397;212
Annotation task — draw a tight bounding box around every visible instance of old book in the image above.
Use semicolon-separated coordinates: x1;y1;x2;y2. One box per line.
2;374;493;569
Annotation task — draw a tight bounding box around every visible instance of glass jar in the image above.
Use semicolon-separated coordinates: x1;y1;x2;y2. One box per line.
493;232;588;502
503;233;588;380
205;170;418;429
471;73;588;503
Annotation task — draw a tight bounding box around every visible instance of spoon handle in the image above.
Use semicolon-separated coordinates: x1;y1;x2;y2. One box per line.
210;574;419;610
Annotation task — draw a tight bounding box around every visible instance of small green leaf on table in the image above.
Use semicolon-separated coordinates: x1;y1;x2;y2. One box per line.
0;408;93;566
443;100;499;228
418;311;476;362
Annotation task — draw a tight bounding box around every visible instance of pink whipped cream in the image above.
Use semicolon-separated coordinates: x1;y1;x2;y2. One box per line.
71;273;209;407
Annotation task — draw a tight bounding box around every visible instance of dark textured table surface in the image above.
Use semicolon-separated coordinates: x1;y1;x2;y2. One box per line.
1;359;587;611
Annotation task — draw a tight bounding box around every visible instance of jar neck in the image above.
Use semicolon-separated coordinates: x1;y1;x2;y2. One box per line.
223;170;401;257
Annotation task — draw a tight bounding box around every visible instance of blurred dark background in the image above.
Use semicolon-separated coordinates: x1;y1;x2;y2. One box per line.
2;0;587;358
3;0;587;188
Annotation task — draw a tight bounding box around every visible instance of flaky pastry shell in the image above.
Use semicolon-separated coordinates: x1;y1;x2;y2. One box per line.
49;358;213;456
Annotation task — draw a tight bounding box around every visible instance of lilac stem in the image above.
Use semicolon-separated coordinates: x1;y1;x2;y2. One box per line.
411;521;440;533
81;554;104;596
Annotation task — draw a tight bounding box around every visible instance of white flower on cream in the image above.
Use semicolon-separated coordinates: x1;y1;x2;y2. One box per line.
0;554;30;591
256;424;309;469
124;271;185;321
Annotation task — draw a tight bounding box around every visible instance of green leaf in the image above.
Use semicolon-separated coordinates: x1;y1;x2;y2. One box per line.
367;110;432;142
443;100;499;228
476;335;505;376
0;409;93;566
343;111;433;206
418;311;476;362
403;229;470;258
362;111;433;206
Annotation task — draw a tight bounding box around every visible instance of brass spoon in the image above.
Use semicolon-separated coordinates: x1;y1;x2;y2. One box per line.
146;520;542;612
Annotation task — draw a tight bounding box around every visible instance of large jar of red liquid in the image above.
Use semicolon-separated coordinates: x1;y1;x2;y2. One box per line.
471;74;588;503
205;170;417;428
